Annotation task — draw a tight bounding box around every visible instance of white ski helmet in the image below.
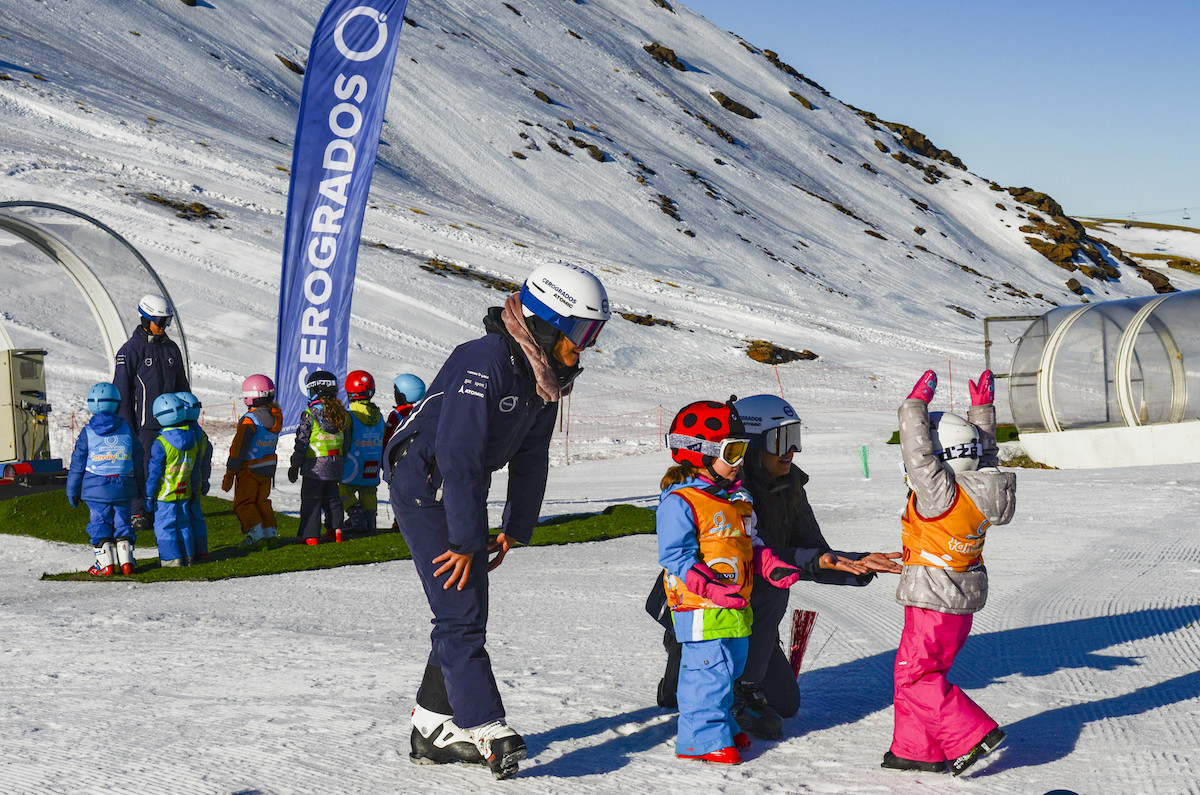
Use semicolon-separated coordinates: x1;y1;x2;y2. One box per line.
519;263;610;348
734;394;802;456
929;412;982;474
138;293;173;325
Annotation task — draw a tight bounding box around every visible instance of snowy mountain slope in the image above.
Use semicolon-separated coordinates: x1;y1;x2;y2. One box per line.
0;0;1167;419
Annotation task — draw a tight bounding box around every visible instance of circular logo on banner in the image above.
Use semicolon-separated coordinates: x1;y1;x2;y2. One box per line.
335;7;389;62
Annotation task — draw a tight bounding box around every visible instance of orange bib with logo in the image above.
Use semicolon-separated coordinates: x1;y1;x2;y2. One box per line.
901;485;989;572
664;486;754;611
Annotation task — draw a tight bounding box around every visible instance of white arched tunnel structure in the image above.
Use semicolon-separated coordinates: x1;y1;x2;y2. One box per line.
0;201;189;377
1007;289;1200;468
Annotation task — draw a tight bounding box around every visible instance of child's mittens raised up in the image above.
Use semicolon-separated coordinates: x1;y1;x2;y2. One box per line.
907;370;937;404
753;545;802;588
969;370;995;406
685;563;748;609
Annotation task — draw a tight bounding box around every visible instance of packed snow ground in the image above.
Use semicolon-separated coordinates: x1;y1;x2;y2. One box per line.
4;418;1199;795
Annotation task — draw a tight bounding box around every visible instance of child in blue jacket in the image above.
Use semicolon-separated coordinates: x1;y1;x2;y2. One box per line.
145;393;206;566
178;392;212;561
658;398;803;765
67;383;144;576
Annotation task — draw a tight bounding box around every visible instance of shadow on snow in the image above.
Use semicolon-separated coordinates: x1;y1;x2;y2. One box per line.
794;604;1200;769
515;606;1200;775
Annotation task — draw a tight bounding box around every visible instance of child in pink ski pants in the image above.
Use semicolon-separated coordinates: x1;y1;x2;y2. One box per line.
887;369;1016;773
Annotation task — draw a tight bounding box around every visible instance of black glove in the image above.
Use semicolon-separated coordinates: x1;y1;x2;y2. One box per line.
287;465;300;483
131;512;152;534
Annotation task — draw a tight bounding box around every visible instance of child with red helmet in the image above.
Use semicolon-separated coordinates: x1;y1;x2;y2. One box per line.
657;397;804;765
222;374;283;550
340;370;386;537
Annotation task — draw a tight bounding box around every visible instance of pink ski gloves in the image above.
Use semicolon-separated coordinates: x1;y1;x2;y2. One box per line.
685;563;748;609
753;545;802;588
907;370;938;404
969;370;995;406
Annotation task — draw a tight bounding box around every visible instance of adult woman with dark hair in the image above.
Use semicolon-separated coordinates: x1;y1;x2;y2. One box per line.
648;393;901;738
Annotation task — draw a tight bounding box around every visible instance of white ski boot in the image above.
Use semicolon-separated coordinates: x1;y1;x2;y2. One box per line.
410;705;485;766
469;720;527;780
115;538;135;576
262;526;278;549
88;541;116;577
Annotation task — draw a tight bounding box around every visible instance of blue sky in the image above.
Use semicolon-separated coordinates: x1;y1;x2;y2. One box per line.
682;0;1199;223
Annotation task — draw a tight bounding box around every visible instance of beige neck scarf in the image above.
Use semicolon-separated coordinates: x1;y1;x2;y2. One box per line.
500;292;565;403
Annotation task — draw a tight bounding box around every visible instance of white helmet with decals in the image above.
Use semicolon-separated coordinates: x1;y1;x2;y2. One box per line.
929;412;981;474
519;263;610;349
734;394;802;456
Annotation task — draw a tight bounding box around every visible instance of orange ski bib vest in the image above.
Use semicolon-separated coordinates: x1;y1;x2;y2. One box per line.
664;486;754;611
901;485;989;572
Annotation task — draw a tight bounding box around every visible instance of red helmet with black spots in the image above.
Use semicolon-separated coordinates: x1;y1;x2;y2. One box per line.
666;397;747;467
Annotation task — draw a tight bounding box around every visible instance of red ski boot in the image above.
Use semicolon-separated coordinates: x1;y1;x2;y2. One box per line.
677;746;742;764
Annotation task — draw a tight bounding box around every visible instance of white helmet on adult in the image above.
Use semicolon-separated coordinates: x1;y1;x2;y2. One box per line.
138;293;173;326
734;394;802;456
519;263;611;349
929;412;981;474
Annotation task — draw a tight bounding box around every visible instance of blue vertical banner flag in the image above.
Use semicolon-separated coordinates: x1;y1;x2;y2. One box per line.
276;0;409;430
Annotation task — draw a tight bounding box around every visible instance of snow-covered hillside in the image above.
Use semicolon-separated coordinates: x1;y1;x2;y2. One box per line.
0;0;1182;422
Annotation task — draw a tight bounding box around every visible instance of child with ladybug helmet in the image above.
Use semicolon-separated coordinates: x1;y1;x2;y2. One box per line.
655;397;804;766
884;370;1016;776
223;374;283;550
649;394;901;740
340;370;386;538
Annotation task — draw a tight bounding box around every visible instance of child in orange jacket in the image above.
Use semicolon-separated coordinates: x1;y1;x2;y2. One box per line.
223;374;283;550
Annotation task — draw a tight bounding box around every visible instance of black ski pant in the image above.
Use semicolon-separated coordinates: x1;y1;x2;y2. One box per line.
298;478;343;541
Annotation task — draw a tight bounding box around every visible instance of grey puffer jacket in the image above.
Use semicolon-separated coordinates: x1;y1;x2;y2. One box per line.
895;399;1016;614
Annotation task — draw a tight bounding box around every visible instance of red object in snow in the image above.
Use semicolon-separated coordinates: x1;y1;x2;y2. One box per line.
789;609;818;677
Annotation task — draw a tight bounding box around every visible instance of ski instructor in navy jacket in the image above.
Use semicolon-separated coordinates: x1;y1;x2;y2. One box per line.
113;293;189;529
383;263;609;779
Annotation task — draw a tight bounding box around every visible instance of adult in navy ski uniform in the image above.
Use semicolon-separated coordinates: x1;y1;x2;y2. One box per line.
384;263;609;779
113;293;189;525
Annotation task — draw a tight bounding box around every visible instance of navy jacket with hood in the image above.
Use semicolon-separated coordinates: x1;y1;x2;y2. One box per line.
113;326;189;433
67;413;145;505
383;309;560;555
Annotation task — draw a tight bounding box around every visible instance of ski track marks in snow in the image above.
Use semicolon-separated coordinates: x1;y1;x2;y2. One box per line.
3;452;1200;792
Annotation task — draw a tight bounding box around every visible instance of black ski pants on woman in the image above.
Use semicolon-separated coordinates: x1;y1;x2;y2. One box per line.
395;498;503;730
